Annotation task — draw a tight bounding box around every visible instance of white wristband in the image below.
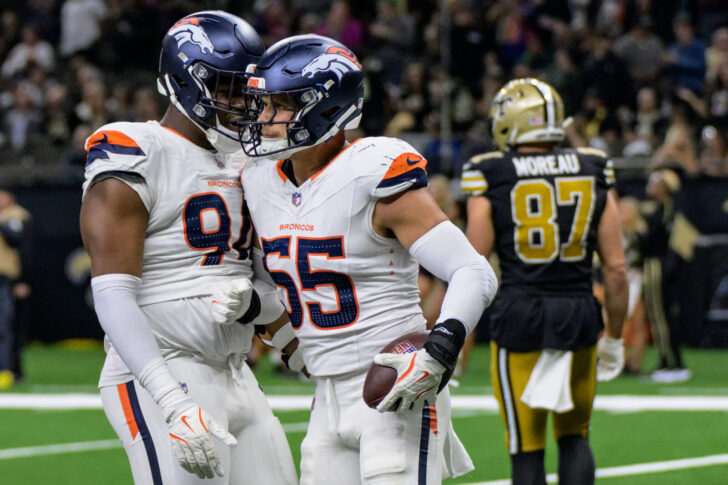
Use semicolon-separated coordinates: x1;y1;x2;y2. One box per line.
286;347;305;373
271;322;296;350
138;357;188;416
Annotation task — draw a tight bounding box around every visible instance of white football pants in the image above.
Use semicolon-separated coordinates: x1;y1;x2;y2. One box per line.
300;370;467;485
100;355;298;485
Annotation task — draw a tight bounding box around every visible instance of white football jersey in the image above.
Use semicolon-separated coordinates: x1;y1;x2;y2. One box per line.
83;121;254;305
83;121;256;380
242;137;430;377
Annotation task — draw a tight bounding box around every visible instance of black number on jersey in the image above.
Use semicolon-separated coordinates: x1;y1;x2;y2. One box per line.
510;176;596;263
183;193;252;265
262;236;359;329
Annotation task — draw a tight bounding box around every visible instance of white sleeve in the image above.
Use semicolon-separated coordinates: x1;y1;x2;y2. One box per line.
409;220;498;335
91;274;182;405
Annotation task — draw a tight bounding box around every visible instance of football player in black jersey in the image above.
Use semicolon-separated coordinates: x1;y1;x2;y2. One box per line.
462;78;628;485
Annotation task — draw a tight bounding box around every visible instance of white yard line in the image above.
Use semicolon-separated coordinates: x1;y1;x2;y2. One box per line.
0;440;121;460
0;422;310;461
2;394;728;411
3;437;727;485
464;453;728;484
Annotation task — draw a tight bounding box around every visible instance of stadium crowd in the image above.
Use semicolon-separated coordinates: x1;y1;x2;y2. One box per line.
0;0;727;377
1;0;728;178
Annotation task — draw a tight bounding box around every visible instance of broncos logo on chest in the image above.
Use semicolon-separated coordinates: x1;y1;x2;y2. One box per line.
302;46;362;81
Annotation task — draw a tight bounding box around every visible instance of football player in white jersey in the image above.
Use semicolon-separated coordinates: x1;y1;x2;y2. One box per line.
237;35;499;484
79;11;298;485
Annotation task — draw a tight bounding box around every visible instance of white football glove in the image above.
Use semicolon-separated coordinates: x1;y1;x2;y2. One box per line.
596;336;625;382
373;348;446;413
210;278;254;325
164;399;238;478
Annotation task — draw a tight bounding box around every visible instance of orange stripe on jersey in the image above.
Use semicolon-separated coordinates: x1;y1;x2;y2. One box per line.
276;160;287;182
162;125;193;143
429;404;438;435
310;138;363;181
382;152;427;180
85;130;141;152
117;383;139;440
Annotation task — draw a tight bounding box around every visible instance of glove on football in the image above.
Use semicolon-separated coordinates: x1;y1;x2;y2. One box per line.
373;348;446;413
210;278;254;325
164;400;238;478
596;336;624;382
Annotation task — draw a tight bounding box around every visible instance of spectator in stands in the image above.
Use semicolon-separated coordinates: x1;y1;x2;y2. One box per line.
253;0;293;47
662;16;706;94
422;111;463;177
635;86;668;148
43;84;72;145
2;81;43;151
389;61;430;132
316;0;364;50
448;0;488;87
106;82;133;122
705;62;728;129
616;196;650;376
1;25;55;79
59;124;92;183
7;188;32;384
640;164;691;382
614;17;664;84
0;10;21;63
544;49;577;112
706;27;728;85
517;31;551;76
0;188;31;390
74;79;107;131
579;30;634;113
132;87;160;123
59;0;108;59
653;104;698;173
368;0;415;85
697;125;728;175
622;121;655;157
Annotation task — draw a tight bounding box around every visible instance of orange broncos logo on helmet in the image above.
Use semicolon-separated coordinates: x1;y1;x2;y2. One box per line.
301;46;361;81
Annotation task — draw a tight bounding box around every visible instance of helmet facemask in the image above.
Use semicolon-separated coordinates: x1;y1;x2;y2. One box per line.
159;61;254;154
239;85;347;159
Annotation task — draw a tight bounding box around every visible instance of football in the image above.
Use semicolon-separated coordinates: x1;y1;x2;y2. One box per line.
363;331;452;410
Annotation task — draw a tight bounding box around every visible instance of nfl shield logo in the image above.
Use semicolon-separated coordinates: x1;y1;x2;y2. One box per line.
392;340;416;355
292;191;302;206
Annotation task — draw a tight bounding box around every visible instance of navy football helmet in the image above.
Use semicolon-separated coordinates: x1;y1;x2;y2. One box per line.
157;11;264;154
238;34;365;158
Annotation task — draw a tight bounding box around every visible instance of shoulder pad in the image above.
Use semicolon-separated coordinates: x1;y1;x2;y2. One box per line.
576;147;615;186
469;151;503;164
84;122;151;174
576;146;608;158
83;122;156;197
364;137;428;198
460;151;502;196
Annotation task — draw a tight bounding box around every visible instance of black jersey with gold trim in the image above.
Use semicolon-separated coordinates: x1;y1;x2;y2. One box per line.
462;147;615;295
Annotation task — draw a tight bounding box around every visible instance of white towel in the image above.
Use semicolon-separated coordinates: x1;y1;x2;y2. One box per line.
441;421;475;478
520;349;574;413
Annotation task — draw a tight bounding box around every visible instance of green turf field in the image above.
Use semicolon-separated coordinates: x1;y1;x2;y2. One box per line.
1;342;727;484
